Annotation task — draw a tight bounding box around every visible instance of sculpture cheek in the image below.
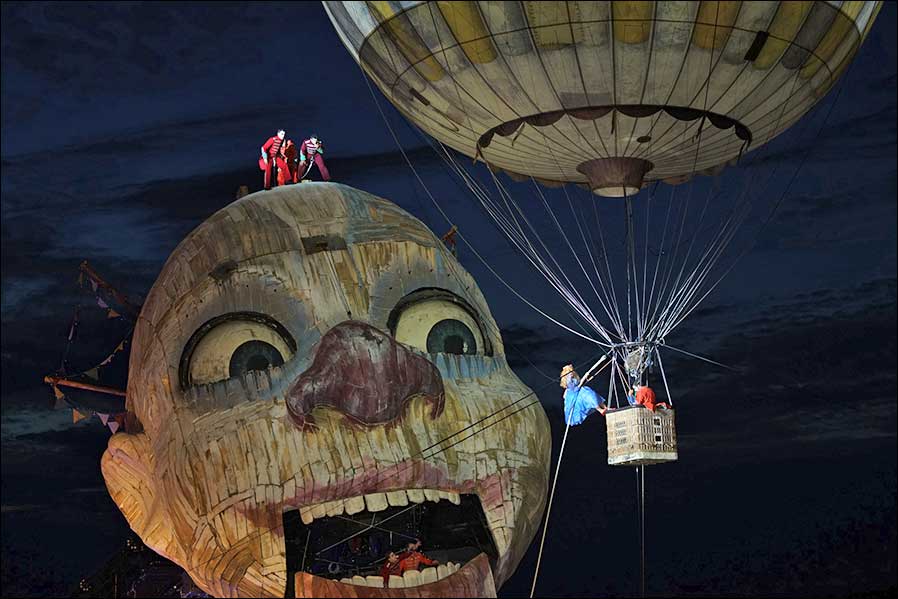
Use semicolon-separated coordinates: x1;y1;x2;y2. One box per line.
101;433;157;537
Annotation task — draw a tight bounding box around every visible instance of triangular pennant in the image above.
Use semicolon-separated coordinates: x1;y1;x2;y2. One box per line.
108;420;120;434
91;279;98;292
98;413;110;426
73;409;88;424
115;340;125;353
53;385;65;400
106;308;121;319
84;368;99;380
97;296;109;309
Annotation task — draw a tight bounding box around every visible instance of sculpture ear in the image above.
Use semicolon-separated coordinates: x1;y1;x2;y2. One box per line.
102;431;191;566
101;432;159;542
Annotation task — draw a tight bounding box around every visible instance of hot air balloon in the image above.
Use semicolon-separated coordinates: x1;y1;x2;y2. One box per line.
325;1;881;195
324;0;883;462
323;7;883;594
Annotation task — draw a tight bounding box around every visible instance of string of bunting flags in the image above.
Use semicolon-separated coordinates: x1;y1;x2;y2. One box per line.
45;260;139;435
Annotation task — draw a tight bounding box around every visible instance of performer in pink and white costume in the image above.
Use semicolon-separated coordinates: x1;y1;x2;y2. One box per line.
298;134;330;181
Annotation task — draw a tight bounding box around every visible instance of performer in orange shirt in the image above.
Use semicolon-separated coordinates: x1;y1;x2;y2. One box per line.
627;384;670;412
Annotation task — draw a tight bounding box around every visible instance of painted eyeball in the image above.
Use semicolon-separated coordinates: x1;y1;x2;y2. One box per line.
180;312;296;387
426;318;477;354
390;290;489;356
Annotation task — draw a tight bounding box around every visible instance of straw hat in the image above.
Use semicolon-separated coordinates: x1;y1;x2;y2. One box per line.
559;364;577;388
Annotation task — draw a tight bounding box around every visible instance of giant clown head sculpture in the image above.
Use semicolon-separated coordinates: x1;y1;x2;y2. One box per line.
101;183;550;597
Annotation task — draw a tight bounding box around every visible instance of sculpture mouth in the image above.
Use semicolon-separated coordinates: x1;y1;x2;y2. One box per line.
286;491;499;596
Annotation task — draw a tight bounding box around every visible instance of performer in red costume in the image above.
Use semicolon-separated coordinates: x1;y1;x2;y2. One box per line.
298;133;330;181
260;129;289;190
282;139;299;184
627;384;670;412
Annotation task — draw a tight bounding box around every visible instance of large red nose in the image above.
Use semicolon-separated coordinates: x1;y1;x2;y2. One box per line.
286;321;444;427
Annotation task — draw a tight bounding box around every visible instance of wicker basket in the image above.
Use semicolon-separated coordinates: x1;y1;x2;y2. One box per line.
605;405;677;466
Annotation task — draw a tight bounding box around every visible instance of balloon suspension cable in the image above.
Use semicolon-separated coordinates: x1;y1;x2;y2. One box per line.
655;348;674;407
357;63;610;348
577;353;609;388
530;420;570;599
530;356;613;597
661;342;738;371
637;464;646;598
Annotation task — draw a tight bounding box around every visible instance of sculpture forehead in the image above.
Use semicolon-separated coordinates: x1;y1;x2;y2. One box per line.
142;183;441;319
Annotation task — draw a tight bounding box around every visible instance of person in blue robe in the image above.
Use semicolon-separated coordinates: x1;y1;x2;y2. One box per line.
560;364;607;426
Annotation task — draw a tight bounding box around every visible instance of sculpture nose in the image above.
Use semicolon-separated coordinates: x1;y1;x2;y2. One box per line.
286;321;444;427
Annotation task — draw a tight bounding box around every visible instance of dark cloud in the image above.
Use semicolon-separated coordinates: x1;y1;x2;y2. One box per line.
2;2;896;597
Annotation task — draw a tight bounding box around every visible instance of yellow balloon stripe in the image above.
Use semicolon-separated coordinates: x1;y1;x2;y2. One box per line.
692;1;742;50
437;1;497;64
800;0;864;79
524;1;583;48
369;1;445;82
753;1;812;70
612;1;655;45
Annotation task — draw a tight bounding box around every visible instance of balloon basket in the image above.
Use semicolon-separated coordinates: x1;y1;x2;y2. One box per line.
606;405;677;466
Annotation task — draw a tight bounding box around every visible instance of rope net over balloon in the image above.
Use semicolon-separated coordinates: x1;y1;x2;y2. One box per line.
324;0;882;398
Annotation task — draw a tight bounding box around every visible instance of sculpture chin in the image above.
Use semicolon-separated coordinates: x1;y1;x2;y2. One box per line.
296;554;497;597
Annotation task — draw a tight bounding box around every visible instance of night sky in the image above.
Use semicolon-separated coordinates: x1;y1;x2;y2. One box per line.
2;2;896;598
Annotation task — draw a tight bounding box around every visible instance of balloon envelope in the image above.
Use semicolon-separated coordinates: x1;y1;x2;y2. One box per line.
325;1;882;195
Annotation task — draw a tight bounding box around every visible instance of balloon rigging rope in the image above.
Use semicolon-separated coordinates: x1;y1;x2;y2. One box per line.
529;356;613;598
537;141;629;339
655;348;674;407
445;135;623;345
659;62;853;337
358;68;608;348
432;133;612;343
572;184;628;338
439;142;615;344
529;419;570;598
645;63;809;342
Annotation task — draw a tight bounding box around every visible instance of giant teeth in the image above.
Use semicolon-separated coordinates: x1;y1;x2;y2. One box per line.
421;567;438;584
325;500;345;517
438;490;461;505
407;489;425;504
300;506;314;525
437;564;449;580
364;492;389;512
403;570;423;587
340;578;352;585
365;575;383;587
311;502;328;519
423;489;441;503
388;575;405;588
352;575;366;586
345;495;365;515
493;527;510;554
386;490;409;507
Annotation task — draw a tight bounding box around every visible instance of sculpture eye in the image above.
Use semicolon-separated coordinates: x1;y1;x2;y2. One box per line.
181;313;296;387
426;318;477;355
391;293;487;356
